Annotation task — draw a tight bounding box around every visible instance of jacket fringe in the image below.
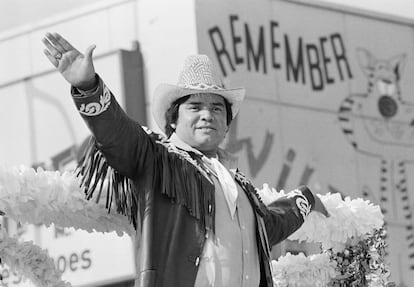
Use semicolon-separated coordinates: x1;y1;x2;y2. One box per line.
152;146;215;233
76;136;216;233
76;139;138;229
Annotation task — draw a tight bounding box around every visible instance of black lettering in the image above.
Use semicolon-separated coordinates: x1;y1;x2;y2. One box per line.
245;24;267;74
69;253;79;271
270;21;281;69
276;149;296;190
208;26;235;77
330;33;353;80
299;165;315;186
285;35;305;84
230;15;243;65
319;37;334;84
81;250;92;269
306;43;323;91
57;256;66;273
54;226;71;238
54;226;64;238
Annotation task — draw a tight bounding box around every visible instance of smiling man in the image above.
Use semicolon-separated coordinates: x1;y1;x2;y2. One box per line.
42;32;328;287
168;94;229;154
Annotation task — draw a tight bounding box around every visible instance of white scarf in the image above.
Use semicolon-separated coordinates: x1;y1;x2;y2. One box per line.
210;157;238;219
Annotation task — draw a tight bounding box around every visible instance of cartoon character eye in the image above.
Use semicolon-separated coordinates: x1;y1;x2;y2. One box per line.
377;81;387;94
386;84;396;95
377;80;396;96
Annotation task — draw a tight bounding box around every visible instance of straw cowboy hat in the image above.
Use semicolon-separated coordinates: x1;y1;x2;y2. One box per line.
152;54;245;133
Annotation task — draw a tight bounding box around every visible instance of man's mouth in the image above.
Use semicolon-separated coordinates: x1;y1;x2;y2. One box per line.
197;126;215;131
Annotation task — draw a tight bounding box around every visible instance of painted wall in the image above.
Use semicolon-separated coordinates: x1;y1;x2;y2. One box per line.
0;0;198;286
196;0;414;285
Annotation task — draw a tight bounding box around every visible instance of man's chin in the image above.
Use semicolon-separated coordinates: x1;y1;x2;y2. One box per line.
194;139;221;152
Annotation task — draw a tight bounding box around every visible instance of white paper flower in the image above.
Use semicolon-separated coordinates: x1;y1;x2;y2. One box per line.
272;252;337;287
289;193;384;250
0;165;134;236
257;186;384;251
256;183;286;205
0;229;71;287
0;168;390;287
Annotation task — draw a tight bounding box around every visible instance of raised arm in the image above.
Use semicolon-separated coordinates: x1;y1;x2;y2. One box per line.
42;33;153;178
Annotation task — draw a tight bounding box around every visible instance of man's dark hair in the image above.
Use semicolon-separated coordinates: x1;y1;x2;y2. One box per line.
164;94;233;137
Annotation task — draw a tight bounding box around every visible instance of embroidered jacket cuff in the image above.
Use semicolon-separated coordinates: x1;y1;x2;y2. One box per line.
71;75;112;117
286;185;315;221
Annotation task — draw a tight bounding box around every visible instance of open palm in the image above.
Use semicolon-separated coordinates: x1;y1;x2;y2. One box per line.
42;33;97;90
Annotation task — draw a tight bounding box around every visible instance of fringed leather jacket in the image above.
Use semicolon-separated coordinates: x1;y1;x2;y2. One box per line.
72;76;316;287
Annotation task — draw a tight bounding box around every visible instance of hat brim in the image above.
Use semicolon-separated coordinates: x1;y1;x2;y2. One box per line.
152;83;245;133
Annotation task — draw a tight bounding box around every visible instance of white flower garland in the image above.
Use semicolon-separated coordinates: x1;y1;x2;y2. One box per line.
257;184;384;250
0;165;134;287
257;184;389;286
0;229;71;287
0;168;390;287
289;192;383;251
0;165;134;236
271;252;337;287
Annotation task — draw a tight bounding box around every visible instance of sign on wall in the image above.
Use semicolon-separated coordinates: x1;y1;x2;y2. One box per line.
0;219;134;287
196;0;414;285
0;50;145;286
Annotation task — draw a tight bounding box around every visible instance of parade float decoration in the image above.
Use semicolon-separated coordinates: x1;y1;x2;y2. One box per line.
0;166;393;286
259;184;391;287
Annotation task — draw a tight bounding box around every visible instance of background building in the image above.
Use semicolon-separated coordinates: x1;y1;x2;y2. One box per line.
1;0;414;286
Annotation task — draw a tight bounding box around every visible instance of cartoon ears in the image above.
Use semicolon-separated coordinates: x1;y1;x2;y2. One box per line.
356;48;406;80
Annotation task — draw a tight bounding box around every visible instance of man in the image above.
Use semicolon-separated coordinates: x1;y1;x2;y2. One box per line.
42;32;328;287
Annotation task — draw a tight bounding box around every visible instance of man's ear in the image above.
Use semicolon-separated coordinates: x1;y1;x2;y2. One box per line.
170;123;177;129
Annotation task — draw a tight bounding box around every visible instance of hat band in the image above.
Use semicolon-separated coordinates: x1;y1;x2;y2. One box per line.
180;83;224;90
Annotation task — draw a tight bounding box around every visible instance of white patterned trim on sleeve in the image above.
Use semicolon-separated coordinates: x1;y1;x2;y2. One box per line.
287;189;311;220
79;85;111;116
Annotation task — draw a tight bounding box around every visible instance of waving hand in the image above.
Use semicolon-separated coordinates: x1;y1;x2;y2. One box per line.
42;32;97;90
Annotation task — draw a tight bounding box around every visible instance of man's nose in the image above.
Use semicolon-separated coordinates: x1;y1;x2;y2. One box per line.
200;109;213;121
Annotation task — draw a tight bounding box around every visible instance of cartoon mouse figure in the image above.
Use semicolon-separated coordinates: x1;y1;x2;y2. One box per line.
338;48;414;270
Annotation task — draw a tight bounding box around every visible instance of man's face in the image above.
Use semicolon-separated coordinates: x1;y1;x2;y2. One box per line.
174;93;229;154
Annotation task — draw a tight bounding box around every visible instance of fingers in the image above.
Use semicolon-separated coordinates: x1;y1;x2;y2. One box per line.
53;32;74;51
42;35;62;59
42;32;77;60
44;32;66;52
43;48;59;67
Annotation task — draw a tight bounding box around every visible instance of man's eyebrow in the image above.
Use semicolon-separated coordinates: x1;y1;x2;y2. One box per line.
185;100;202;105
185;99;225;107
185;101;224;106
